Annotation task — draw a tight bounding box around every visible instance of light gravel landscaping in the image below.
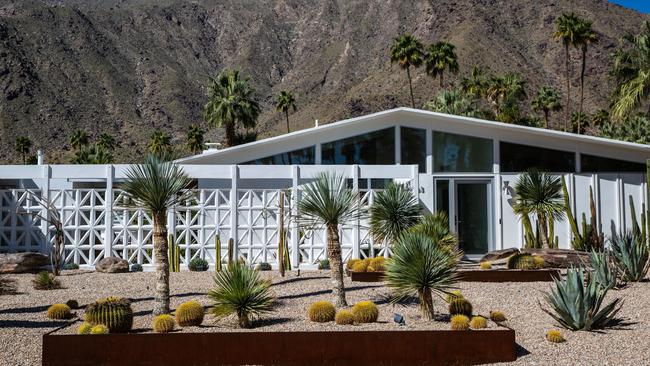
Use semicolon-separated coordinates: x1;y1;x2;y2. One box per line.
0;270;648;365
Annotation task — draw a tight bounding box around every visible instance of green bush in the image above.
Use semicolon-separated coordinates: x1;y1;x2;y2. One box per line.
189;258;209;272
84;296;134;333
307;301;336;322
208;262;274;328
63;263;79;270
175;300;204;327
130;264;143;272
32;271;61;290
609;231;649;282
318;259;330;270
541;267;622;331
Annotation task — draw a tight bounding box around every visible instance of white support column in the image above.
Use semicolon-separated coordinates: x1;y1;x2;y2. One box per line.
291;165;300;267
568;173;576;246
410;165;419;202
494;175;502;250
230;165;239;260
426;129;433;175
40;165;51;254
449;180;456;234
315;144;322;164
352;165;360;259
104;165;114;262
493;139;500;174
575;152;582;173
616;176;624;230
395;126;401;164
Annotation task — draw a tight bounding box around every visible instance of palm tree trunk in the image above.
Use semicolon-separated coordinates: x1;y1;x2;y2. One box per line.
419;287;435;320
285;111;291;134
579;46;587;132
153;211;171;315
406;66;415;108
225;122;236;147
439;72;444;89
538;213;550;249
22;153;26;165
564;44;571;132
326;224;347;307
544;109;550;128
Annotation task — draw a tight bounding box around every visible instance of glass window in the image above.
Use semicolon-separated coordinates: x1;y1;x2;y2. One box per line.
242;146;315;165
321;127;395;165
435;179;449;216
401;127;426;172
433;132;493;172
500;142;575;172
581;154;646;172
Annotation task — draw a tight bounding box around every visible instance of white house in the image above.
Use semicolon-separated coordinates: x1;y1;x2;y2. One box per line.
0;108;648;269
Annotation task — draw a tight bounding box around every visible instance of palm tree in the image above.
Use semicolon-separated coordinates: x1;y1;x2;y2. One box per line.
531;86;563;128
72;144;113;164
369;182;421;246
460;66;490;99
97;133;116;150
570;111;589;134
591;109;610;127
513;170;565;249
186;124;205;154
554;13;581;131
611;21;650;121
574;18;598;117
486;73;526;117
275;90;297;134
425;41;459;89
390;34;424;108
423;89;479;117
204;69;261;147
70;129;89;150
148;131;172;156
297;172;363;307
14;136;32;164
121;155;192;315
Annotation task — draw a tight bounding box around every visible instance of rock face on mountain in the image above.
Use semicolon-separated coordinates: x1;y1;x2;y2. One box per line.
0;0;646;163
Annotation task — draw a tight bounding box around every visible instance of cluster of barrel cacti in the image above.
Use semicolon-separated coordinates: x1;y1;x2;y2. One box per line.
84;296;133;333
506;253;544;270
175;300;204;327
77;322;109;335
168;234;181;272
346;256;386;272
307;300;379;324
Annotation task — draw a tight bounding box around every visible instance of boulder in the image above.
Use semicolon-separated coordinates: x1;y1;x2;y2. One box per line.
0;252;49;273
520;248;590;268
95;257;129;273
479;248;519;264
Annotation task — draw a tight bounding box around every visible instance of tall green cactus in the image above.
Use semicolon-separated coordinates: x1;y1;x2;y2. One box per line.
167;234;180;272
215;235;222;272
84;296;133;333
561;176;581;243
646;159;650;245
630;196;641;238
561;176;602;251
227;238;234;266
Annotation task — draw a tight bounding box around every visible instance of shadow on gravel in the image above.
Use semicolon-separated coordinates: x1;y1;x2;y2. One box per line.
0;319;69;329
516;343;531;357
0;304;49;314
271;276;329;287
129;292;205;304
277;284;382;300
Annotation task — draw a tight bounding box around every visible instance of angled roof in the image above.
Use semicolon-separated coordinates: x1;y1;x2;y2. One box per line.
177;108;650;165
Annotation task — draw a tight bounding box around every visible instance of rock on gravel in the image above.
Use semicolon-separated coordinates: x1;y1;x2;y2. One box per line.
95;257;129;273
0;252;49;273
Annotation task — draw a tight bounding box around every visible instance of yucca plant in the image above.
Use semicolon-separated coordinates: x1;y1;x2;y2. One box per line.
541;267;622;331
369;182;421;246
385;232;460;320
588;250;617;290
409;212;458;248
208;262;274;328
609;231;649;282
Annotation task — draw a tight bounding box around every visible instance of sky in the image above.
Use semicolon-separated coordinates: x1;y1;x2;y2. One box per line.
609;0;650;13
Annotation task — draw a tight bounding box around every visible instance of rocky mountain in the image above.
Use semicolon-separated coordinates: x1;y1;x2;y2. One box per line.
0;0;647;163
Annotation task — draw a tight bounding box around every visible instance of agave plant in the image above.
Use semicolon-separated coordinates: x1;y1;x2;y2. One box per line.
369;182;421;246
609;231;649;282
588;250;617;290
409;212;458;248
208;262;274;328
385;232;460;320
541;267;622;331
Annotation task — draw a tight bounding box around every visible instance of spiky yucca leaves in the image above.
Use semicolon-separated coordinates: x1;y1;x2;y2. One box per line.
470;316;488;329
208;262;274;328
409;212;458;248
308;301;336;322
386;232;460;320
84;297;134;333
352;301;379;323
47;304;72;319
153;314;176;333
90;324;109;334
589;250;617;290
335;310;355;325
448;298;473;317
175;301;204;327
609;231;649;282
369;182;420;246
490;311;507;322
546;329;566;343
32;271;61;290
77;322;92;335
541;267;622;331
450;315;470;330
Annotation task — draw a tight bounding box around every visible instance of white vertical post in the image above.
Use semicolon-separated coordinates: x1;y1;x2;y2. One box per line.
492;139;500;174
73;189;80;264
352;165;360;259
395;126;401;164
104;165;113;262
40;165;51;255
410;165;419;202
616;176;624;230
494;175;502;250
315;144;322;164
426;129;433;175
230;165;239;260
575;152;582;173
569;173;575;246
291;165;300;267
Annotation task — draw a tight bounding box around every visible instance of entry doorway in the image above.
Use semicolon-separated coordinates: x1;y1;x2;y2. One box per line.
435;178;493;255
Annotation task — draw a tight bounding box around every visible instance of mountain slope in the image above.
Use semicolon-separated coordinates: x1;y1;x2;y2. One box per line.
0;0;647;163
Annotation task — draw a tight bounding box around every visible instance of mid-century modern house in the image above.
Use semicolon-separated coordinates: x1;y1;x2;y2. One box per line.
0;108;648;269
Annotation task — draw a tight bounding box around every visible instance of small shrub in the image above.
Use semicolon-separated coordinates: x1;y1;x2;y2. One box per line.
507;253;536;270
153;314;176;333
77;322;93;335
546;329;565;343
84;296;133;333
66;299;79;310
448;298;473;317
346;259;361;270
490;310;507;322
32;271;61;290
63;263;79;270
470;316;487;329
352;301;379;323
308;301;336;322
335;310;355;325
352;260;368;272
450;314;470;330
368;257;386;272
130;264;143;272
318;259;330;270
255;262;272;271
444;290;464;303
175;300;204;327
189;258;209;272
479;262;492;270
47;304;72;319
90;324;109;334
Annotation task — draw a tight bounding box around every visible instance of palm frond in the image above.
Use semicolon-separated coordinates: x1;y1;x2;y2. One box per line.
369;182;421;244
297;172;364;229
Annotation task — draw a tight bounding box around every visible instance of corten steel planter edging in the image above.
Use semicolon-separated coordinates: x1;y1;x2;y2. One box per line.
348;270;385;282
457;269;561;282
43;328;517;366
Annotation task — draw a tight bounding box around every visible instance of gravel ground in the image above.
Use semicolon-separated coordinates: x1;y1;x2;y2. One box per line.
1;270;649;365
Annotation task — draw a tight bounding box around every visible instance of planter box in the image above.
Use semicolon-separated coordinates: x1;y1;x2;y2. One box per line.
348;270;385;282
458;269;561;282
43;328;516;366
